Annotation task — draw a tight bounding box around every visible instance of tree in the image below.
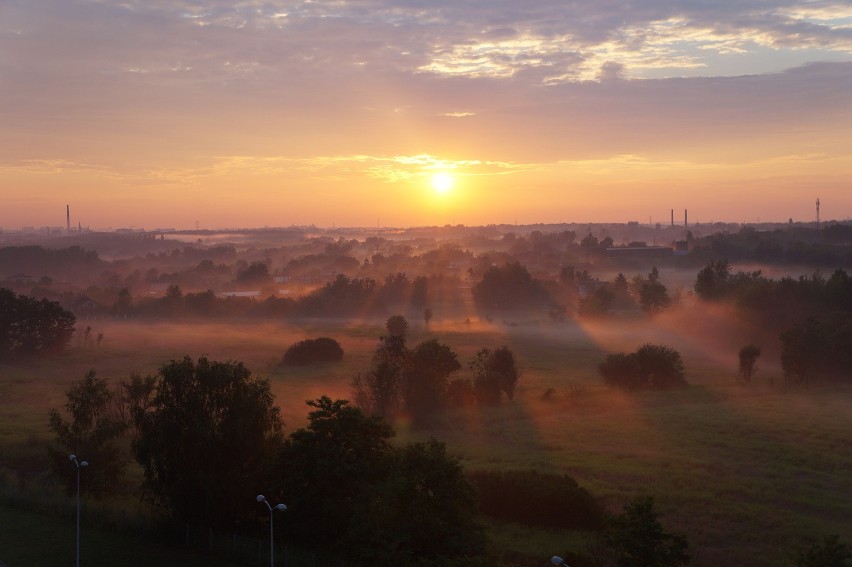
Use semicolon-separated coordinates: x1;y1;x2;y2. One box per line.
403;339;461;421
0;288;76;355
694;260;730;300
795;535;851;567
271;397;395;550
113;287;132;315
780;317;827;384
472;262;552;311
385;314;409;337
48;370;127;495
639;279;671;312
614;272;629;295
235;261;272;286
470;346;521;405
738;344;761;382
604;497;690;567
780;314;852;384
132;356;283;527
348;439;487;565
271;398;487;565
352;323;409;418
578;285;615;317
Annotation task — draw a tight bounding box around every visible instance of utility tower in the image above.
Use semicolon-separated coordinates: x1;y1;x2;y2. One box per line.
816;198;820;230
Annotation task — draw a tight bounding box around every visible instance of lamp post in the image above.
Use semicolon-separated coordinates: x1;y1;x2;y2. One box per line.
69;454;88;567
256;495;286;567
551;556;569;566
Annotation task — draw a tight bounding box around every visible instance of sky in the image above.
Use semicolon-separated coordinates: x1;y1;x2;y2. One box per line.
1;1;851;230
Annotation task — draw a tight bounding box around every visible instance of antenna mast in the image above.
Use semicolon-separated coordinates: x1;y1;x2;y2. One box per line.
816;198;820;230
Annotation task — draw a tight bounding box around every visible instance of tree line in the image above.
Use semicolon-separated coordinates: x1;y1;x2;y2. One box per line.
695;261;852;384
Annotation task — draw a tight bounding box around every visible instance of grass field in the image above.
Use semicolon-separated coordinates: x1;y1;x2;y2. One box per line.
1;310;850;566
0;505;242;567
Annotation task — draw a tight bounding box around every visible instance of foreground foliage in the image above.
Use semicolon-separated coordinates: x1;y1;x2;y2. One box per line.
48;370;127;495
271;397;487;566
132;356;283;527
604;497;690;567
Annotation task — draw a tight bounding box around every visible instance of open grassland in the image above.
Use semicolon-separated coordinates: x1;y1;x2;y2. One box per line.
1;310;850;566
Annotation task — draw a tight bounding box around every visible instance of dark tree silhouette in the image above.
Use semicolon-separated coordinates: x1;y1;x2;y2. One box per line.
283;337;344;365
470;346;520;405
403;339;461;421
600;345;686;390
0;288;76;355
738;344;761;382
132;356;282;528
604;497;690;567
48;370;128;495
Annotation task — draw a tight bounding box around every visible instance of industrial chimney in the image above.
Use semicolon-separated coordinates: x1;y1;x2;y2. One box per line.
684;209;688;227
66;205;70;234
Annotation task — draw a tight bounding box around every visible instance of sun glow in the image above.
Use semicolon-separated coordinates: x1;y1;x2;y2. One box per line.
431;172;454;194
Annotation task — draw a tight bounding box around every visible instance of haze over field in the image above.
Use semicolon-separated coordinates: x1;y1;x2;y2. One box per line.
2;1;852;229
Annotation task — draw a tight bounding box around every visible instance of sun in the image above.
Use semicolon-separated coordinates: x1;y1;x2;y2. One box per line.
431;172;454;194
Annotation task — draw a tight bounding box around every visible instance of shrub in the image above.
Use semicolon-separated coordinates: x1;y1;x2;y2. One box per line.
466;469;604;530
283;337;344;366
599;344;686;390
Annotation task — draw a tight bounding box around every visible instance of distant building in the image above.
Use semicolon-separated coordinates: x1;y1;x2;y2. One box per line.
70;294;107;315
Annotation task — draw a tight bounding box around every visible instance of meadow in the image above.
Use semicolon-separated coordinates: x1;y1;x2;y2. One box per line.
1;307;850;566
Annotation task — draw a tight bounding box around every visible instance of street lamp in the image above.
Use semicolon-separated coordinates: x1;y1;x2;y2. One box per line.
551;556;570;566
69;454;88;567
256;494;287;567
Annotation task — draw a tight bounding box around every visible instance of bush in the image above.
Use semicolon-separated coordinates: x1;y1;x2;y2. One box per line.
283;337;344;366
599;344;686;390
466;469;604;530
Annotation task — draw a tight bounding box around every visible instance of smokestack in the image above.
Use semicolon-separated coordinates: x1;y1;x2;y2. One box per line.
66;205;70;234
671;209;674;227
684;209;688;227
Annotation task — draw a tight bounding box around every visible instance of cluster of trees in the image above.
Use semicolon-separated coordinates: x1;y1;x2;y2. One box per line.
599;344;687;390
472;262;554;311
691;225;852;266
0;288;76;355
695;262;851;322
695;261;852;384
575;267;672;318
352;316;520;423
47;359;489;565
